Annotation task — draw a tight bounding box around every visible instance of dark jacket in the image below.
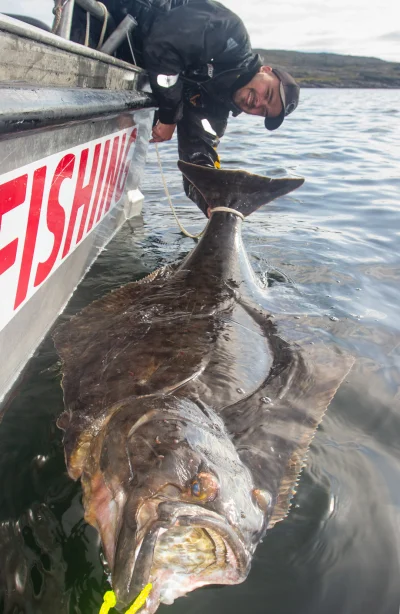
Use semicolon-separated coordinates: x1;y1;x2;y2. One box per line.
76;0;261;125
142;0;261;123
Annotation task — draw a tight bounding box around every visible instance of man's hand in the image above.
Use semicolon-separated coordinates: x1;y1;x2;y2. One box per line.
150;122;177;143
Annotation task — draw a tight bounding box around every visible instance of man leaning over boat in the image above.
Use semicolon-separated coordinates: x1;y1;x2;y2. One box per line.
71;0;300;216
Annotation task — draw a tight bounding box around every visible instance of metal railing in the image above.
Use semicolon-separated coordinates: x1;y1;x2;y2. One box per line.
56;0;137;58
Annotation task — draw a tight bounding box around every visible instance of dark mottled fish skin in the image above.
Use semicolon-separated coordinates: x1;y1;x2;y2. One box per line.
53;162;353;612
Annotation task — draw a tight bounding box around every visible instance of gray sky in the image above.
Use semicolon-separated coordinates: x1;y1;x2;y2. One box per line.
1;0;399;62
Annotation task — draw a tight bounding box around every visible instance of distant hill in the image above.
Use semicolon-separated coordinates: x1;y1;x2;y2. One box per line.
254;49;400;88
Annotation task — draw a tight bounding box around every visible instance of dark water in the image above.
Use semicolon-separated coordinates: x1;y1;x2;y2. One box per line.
1;89;400;614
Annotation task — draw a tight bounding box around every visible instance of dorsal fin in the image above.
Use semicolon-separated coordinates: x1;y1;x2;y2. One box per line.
177;160;304;217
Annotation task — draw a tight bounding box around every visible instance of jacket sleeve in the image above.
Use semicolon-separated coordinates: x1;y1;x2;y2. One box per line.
143;2;252;124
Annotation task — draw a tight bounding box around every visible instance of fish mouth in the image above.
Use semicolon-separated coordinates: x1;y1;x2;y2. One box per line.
113;501;250;613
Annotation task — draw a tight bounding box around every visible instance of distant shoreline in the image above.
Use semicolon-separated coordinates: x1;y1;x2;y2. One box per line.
255;49;400;89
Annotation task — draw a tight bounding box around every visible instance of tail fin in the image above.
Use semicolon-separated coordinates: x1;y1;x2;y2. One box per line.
178;160;304;217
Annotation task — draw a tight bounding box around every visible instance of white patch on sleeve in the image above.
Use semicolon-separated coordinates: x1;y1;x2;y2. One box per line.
201;119;217;136
157;74;179;88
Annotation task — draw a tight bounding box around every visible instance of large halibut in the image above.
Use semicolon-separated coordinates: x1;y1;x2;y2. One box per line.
54;162;353;612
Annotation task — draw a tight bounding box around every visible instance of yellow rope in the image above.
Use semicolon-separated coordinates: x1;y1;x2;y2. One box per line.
126;584;153;614
99;584;152;614
99;591;116;614
154;144;208;240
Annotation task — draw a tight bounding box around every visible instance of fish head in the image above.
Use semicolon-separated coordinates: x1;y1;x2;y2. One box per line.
90;396;267;612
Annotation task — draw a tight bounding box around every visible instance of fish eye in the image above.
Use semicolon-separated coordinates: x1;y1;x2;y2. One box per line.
191;480;201;496
188;472;219;502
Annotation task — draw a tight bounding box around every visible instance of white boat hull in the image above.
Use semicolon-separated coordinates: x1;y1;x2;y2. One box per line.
0;13;155;403
0;106;153;402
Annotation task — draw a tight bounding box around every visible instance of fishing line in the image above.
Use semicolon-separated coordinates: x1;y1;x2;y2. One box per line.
155;144;208;239
154;145;245;236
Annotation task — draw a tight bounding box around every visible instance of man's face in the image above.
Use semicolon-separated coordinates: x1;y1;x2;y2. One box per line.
233;66;283;118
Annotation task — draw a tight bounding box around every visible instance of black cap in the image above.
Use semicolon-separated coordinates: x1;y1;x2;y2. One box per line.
264;68;300;131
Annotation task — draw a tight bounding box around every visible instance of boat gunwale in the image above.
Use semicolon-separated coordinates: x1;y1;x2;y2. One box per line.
0;13;143;73
0;84;155;136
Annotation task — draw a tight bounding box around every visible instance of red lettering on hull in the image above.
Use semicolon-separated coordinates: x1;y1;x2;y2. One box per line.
96;135;122;223
14;166;47;309
62;144;101;258
115;128;137;203
87;140;110;232
0;175;28;275
34;154;75;288
0;124;139;330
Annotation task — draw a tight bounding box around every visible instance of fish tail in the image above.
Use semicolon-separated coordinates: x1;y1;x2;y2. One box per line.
177;160;304;217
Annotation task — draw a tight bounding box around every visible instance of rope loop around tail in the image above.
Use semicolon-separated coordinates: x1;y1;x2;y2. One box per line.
210;206;244;220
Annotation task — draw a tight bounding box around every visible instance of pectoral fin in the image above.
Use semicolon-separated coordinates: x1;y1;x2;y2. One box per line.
222;334;354;527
